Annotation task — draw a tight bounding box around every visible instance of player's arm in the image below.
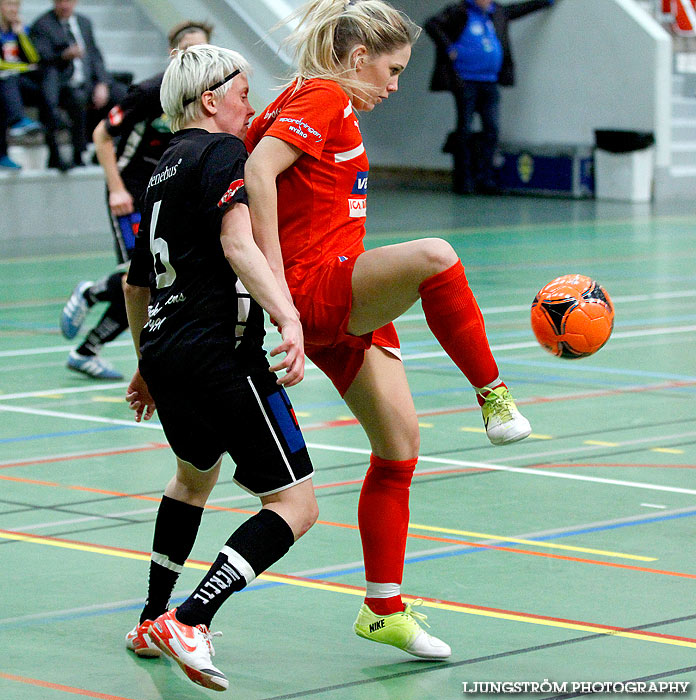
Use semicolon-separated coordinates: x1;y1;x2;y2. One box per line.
220;202;305;387
124;242;155;420
93;119;134;216
243;136;302;303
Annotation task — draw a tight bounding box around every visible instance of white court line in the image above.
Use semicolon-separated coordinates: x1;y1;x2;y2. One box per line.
395;290;696;322
400;326;696;361
4;284;696;360
0;382;127;401
1;402;694;495
2;387;695;499
485;430;696;465
0;403;163;429
304;442;696;496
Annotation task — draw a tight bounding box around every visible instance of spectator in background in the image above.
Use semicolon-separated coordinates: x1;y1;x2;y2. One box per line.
59;20;212;380
0;0;42;169
425;0;555;194
0;0;42;132
30;0;125;170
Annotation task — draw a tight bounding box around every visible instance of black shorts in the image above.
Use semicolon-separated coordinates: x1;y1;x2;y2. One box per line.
153;371;314;497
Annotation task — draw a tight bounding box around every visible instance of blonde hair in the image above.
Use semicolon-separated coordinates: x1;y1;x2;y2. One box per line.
161;44;250;132
283;0;420;96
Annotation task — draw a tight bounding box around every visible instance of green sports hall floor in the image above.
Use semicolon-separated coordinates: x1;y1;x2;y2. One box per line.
1;186;695;700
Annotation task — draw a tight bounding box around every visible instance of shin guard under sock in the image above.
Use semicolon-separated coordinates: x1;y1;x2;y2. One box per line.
176;508;294;628
358;454;417;615
419;260;499;388
140;495;204;623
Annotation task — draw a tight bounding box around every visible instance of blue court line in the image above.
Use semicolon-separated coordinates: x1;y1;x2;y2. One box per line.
0;425;129;444
2;507;694;630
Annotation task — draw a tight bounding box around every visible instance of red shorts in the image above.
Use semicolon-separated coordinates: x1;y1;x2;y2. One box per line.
288;254;400;396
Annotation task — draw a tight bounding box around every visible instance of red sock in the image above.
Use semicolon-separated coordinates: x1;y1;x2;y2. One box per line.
419;260;499;388
358;454;417;615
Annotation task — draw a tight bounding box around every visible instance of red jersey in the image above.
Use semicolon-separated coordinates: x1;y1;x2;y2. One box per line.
245;79;368;285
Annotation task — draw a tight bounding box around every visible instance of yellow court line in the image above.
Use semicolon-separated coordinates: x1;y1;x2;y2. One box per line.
584;440;620;447
651;448;684;455
2;530;690;649
407;523;656;562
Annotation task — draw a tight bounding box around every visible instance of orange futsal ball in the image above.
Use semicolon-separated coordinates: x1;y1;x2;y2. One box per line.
530;274;614;359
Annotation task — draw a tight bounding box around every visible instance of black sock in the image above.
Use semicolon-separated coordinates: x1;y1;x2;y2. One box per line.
76;283;128;356
139;495;204;624
88;271;123;304
176;509;294;629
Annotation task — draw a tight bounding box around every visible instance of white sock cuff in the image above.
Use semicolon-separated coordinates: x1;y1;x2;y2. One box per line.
475;376;502;392
220;545;256;585
151;551;184;573
365;581;401;599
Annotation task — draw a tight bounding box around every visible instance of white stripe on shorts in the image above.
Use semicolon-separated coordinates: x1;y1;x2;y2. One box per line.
220;545;256;585
151;551;184;573
246;376;296;482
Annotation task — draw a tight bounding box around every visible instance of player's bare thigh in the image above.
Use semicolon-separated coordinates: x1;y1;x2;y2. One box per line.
342;345;420;460
347;238;458;336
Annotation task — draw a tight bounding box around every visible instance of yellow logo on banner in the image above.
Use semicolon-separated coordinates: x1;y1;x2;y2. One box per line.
517;153;534;183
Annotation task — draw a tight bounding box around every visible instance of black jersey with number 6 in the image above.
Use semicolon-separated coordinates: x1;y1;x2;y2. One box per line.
127;129;268;391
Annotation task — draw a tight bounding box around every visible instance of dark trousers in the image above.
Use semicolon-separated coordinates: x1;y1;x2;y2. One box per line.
0;74;29;125
452;78;500;191
0;83;7;157
40;66;89;163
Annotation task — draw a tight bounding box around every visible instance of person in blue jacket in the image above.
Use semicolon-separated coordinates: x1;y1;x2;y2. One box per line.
425;0;555;194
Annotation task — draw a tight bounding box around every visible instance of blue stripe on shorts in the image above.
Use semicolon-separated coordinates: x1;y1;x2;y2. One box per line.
266;390;306;454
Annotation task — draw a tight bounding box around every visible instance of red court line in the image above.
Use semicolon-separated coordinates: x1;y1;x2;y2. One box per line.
0;443;168;469
2;531;695;648
4;507;695;580
0;672;139;700
301;379;696;430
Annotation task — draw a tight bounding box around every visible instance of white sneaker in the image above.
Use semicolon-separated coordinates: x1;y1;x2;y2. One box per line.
125;620;161;658
354;599;451;660
66;350;123;380
150;609;228;691
478;385;531;445
60;281;93;339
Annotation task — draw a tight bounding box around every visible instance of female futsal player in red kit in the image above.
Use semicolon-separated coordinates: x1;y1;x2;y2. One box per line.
245;0;531;660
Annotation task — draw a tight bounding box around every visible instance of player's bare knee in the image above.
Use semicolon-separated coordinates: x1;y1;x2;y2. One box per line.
296;500;319;539
420;238;458;276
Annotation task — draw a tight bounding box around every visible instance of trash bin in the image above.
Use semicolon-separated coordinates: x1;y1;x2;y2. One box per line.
594;130;655;202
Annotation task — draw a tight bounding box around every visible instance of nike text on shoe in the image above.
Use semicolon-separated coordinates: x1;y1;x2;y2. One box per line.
478;385;531;445
149;609;228;692
60;281;93;339
353;599;451;660
67;350;123;380
125;620;161;658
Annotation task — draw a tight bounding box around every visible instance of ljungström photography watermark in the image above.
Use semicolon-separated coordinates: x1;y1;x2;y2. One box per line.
462;680;691;695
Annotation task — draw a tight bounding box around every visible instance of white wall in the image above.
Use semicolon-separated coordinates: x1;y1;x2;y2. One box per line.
133;0;672;168
133;0;294;111
361;0;672;169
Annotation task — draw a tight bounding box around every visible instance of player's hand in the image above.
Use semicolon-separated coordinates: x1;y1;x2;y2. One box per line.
269;317;305;387
92;82;110;110
109;188;135;217
126;368;156;422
